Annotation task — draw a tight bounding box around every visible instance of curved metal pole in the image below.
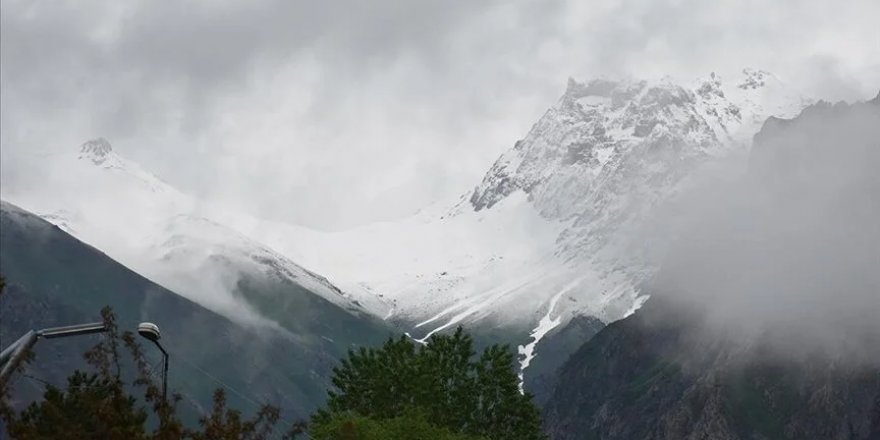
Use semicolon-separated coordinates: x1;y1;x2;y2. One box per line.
0;322;107;385
0;331;37;384
0;332;35;366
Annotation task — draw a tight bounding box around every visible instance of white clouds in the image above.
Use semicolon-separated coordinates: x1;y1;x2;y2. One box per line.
2;0;878;229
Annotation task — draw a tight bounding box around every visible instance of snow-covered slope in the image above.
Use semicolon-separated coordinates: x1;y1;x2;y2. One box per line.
221;69;810;369
2;69;811;379
217;191;571;333
1;138;369;329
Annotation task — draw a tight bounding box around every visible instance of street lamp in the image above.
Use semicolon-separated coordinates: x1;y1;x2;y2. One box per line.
138;322;168;402
0;322;108;384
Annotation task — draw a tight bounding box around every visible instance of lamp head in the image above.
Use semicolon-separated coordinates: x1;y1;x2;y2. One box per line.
138;322;161;342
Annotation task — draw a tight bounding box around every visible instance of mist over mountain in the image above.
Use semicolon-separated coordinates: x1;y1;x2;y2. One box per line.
652;95;880;363
3;2;880;438
1;70;821;392
543;93;880;440
2;137;382;334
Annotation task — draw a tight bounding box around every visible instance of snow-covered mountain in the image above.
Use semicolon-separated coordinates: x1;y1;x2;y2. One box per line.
1;69;811;378
220;69;810;370
1;138;372;331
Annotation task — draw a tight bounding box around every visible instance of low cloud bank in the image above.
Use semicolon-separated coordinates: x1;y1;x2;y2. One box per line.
650;94;880;363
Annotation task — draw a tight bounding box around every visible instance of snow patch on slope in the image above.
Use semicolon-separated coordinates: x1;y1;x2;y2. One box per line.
516;277;584;391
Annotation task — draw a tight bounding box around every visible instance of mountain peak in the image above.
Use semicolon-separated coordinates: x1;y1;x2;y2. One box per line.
696;72;725;98
737;68;773;90
79;138;113;165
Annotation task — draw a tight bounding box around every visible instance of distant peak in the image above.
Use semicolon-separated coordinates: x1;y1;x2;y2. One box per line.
79;138;113;165
697;72;725;98
737;68;773;90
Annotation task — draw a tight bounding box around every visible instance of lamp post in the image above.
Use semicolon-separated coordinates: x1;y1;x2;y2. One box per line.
0;322;108;384
137;322;168;402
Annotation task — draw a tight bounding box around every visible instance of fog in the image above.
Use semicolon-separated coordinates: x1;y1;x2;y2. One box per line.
648;96;880;363
2;0;879;230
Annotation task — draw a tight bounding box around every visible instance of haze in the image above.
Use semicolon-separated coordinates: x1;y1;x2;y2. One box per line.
2;0;879;229
653;98;880;363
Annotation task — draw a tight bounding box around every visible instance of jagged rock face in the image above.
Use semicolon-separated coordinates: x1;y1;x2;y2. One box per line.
470;73;797;262
471;76;738;217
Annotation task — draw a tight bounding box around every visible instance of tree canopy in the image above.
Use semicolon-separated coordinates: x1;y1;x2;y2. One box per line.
311;409;486;440
312;327;546;440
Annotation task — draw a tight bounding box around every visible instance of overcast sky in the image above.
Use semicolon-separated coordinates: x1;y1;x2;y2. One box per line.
2;0;878;229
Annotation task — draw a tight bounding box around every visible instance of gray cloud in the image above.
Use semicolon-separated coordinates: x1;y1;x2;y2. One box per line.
651;98;880;363
2;0;879;229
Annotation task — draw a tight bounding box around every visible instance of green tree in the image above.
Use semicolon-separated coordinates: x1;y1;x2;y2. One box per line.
312;327;546;440
311;409;486;440
9;370;149;439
